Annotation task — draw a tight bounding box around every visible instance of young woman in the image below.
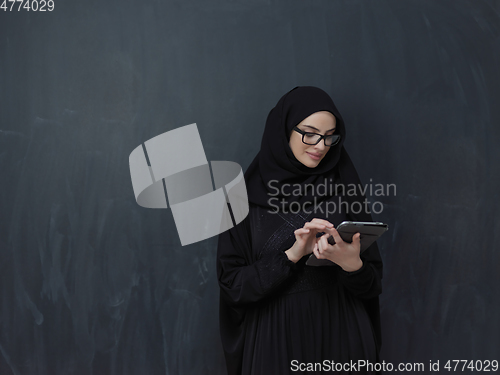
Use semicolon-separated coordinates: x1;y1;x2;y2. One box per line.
217;86;383;375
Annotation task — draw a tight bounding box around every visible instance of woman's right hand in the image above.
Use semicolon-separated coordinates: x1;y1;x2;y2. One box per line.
285;218;334;263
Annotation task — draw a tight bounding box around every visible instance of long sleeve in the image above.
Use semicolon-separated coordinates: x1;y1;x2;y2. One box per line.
217;215;297;307
337;241;383;300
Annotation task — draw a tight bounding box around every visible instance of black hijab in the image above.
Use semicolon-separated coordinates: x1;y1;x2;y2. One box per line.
244;85;370;221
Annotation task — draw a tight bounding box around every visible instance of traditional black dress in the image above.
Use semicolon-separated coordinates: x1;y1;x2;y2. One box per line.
217;200;382;375
217;86;383;375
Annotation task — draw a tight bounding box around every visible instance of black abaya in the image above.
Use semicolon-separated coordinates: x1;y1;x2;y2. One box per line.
217;200;382;375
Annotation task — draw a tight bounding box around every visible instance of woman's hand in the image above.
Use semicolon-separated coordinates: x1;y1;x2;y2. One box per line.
285;219;334;263
313;227;363;272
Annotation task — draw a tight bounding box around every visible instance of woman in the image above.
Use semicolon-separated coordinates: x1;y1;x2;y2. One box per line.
217;86;383;375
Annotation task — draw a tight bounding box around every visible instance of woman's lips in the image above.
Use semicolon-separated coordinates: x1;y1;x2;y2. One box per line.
307;152;322;160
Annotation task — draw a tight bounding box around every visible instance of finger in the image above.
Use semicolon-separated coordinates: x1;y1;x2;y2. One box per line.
352;232;361;251
352;232;361;243
328;227;345;244
294;228;310;235
303;222;329;231
310;218;334;228
313;243;322;259
294;228;310;238
318;235;330;252
293;228;310;240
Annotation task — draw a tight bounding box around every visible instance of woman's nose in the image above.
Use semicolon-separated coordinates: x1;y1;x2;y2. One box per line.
314;140;326;151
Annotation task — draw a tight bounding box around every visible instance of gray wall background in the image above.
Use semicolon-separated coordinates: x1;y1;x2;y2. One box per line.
1;0;499;374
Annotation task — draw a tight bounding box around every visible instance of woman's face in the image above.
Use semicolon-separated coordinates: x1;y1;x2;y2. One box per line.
288;111;337;168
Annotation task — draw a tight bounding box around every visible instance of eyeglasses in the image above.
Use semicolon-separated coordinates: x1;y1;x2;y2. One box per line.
292;126;341;146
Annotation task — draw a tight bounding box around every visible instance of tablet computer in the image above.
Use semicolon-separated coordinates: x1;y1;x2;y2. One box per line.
305;221;388;266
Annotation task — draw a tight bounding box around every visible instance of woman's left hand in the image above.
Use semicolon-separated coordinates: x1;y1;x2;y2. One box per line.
313;227;363;272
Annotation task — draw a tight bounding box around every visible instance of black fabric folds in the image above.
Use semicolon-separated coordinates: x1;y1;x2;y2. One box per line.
217;86;383;375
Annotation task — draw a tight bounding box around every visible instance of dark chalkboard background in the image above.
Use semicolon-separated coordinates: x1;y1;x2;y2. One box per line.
1;0;499;374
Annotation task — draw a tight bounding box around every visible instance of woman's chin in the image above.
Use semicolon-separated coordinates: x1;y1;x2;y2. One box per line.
301;158;321;168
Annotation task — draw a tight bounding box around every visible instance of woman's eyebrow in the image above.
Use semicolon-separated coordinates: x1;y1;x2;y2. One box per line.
302;125;336;132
